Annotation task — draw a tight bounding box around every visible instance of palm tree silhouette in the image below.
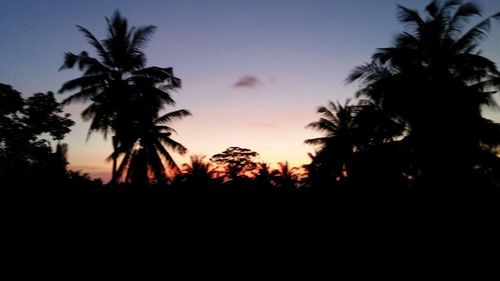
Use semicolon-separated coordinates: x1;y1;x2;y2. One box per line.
271;161;298;191
175;154;217;191
346;0;500;190
254;162;273;190
305;99;358;182
305;99;404;184
182;155;216;180
114;109;191;185
59;11;181;184
347;1;499;127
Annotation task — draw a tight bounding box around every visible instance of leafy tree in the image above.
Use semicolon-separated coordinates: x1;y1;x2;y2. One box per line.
210;147;259;181
59;11;181;184
0;84;23;118
0;84;74;187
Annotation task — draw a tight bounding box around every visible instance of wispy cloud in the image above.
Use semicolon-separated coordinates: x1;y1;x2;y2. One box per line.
233;75;262;89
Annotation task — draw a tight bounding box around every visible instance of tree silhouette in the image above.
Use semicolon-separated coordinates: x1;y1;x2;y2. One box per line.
0;84;23;119
253;162;274;191
210;147;259;182
346;0;500;192
114;109;191;185
304;99;359;183
0;84;74;187
271;161;298;191
59;11;181;184
174;154;217;192
305;98;405;189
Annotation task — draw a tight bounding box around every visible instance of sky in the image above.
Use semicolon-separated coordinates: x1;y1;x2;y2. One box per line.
1;0;500;181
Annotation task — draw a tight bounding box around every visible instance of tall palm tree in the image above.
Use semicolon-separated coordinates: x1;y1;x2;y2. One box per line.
59;11;181;184
115;109;191;185
347;0;499;130
346;0;500;189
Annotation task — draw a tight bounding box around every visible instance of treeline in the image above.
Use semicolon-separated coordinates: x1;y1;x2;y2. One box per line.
2;0;500;204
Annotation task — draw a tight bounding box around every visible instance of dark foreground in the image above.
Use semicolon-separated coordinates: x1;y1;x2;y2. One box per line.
4;186;500;279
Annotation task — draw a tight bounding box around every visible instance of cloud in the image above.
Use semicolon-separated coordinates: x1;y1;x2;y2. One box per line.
233;75;262;89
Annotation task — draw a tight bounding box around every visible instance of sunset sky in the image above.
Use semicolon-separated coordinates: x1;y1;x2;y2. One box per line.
1;0;500;181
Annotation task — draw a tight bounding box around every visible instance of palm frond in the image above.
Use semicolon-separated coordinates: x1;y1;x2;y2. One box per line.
451;53;497;81
159;136;188;155
447;2;481;38
393;32;420;48
397;5;425;29
76;25;112;66
59;52;79;71
316;105;336;122
130;25;157;52
154;140;179;170
85;110;113;140
155;109;192;124
454;17;492;52
132;67;182;87
306;119;336;133
304;137;329;146
60;85;102;105
155;125;177;134
59;74;107;94
346;62;391;85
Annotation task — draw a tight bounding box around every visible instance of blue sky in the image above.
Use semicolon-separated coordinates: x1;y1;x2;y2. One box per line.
1;0;500;180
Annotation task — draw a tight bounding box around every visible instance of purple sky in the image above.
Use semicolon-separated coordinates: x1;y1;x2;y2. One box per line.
1;0;500;181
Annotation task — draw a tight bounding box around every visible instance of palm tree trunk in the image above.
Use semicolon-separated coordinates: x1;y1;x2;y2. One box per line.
111;135;118;185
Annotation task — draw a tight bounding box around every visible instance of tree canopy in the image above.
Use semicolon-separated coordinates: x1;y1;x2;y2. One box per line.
210;147;259;181
0;84;74;187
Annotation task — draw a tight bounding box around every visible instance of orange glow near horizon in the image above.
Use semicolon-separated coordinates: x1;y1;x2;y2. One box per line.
69;148;312;183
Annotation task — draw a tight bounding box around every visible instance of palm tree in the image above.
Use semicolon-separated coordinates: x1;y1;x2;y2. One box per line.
114;109;191;185
271;161;298;191
174;154;217;191
305;99;359;182
181;155;216;180
346;0;500;189
59;11;181;184
255;162;273;185
347;0;499;129
305;99;404;185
